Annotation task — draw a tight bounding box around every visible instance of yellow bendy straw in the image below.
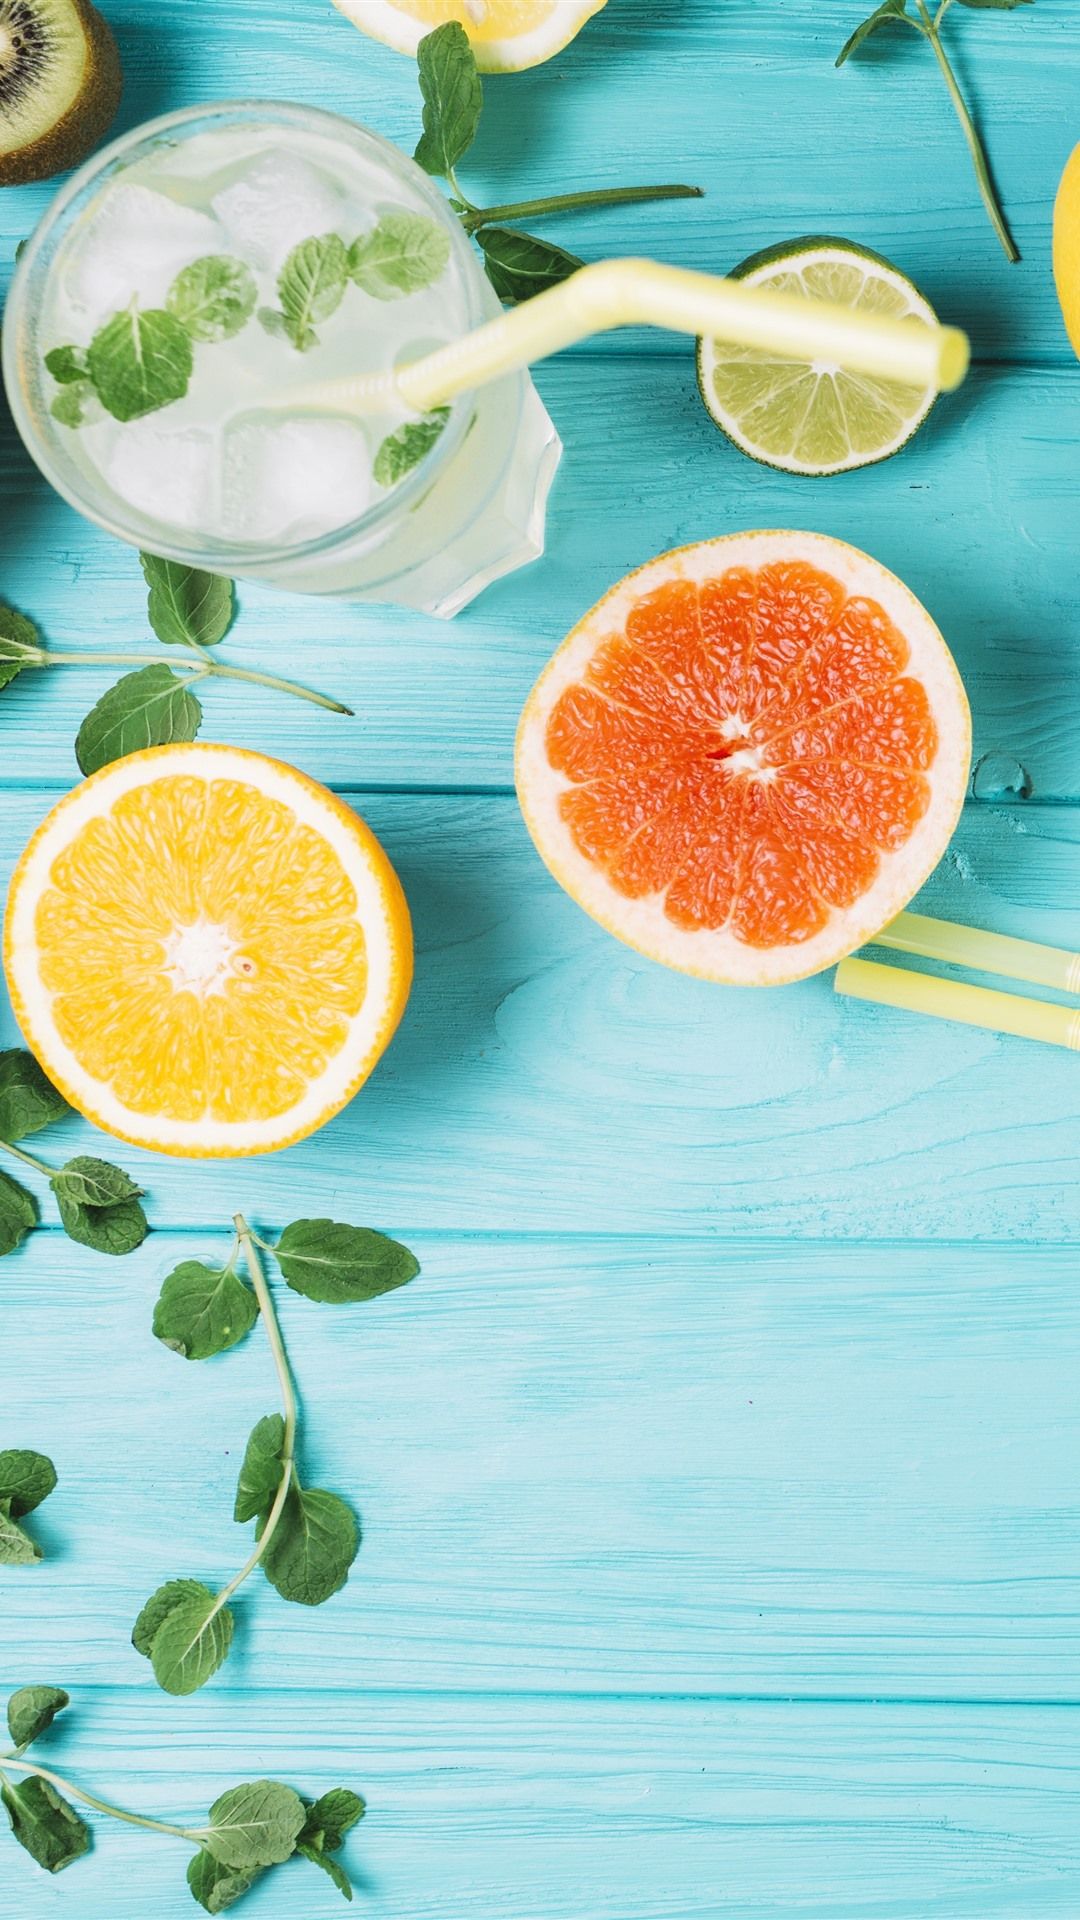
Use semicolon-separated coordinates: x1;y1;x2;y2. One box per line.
877;910;1080;996
287;258;970;416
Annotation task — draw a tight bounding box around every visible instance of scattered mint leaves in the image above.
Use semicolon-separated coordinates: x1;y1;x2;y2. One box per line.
273;234;349;351
136;1582;235;1697
167;255;258;343
75;663;203;775
50;1157;148;1256
1;1688;365;1908
140;553;234;649
260;1485;359;1609
0;1052;68;1143
154;1259;259;1362
0;1452;57;1565
0;1050;149;1261
0;607;45;687
373;408;450;489
274;1219;420;1304
348;211;451;299
0;1171;38;1259
410;22;701;303
476;226;584;302
86;305;194;422
837;0;1024;261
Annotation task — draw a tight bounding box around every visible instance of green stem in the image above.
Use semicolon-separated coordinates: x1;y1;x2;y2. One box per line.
42;652;353;717
446;165;476;212
916;0;1019;262
207;1217;298;1620
0;1139;55;1178
461;182;702;233
0;1755;200;1843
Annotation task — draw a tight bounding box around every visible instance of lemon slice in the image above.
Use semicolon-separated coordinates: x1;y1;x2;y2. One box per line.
4;745;412;1158
332;0;607;70
697;237;939;476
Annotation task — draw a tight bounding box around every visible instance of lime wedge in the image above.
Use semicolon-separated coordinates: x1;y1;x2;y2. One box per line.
697;237;939;476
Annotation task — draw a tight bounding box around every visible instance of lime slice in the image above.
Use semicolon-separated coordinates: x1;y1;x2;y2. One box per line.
697;237;939;476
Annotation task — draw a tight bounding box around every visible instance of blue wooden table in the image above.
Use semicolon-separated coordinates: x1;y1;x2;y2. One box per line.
3;2;1080;1914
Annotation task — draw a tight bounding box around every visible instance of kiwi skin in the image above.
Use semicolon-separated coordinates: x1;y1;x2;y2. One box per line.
0;0;123;187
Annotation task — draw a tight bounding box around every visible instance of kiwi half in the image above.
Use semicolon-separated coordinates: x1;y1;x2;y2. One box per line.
0;0;121;186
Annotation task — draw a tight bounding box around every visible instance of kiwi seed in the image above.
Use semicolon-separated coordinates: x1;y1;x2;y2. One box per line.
0;0;122;187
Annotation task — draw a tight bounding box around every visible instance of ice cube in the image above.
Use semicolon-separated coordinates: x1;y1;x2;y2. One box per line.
212;151;349;276
98;420;217;534
62;184;226;335
222;414;373;544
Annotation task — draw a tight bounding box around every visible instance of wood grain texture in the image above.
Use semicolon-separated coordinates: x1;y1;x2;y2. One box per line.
3;359;1080;797
3;1691;1080;1919
4;1234;1080;1701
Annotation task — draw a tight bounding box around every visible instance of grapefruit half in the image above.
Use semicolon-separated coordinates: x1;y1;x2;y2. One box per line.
516;532;970;985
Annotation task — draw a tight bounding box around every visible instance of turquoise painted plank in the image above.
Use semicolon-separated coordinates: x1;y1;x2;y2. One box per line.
0;1;1071;362
2;1691;1080;1918
5;1234;1080;1700
0;791;1077;1238
3;358;1080;799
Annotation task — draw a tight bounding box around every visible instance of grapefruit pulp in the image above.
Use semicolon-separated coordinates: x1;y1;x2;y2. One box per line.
516;532;970;985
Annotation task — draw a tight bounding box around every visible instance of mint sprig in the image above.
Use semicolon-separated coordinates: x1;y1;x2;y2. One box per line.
837;0;1030;262
0;559;350;778
137;1213;418;1695
0;1687;363;1908
0;1051;147;1261
0;1452;57;1565
412;22;702;304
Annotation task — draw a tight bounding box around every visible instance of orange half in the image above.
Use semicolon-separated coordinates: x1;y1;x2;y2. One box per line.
4;744;412;1156
516;532;971;985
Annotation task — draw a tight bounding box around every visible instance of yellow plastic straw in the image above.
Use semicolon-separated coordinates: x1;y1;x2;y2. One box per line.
290;258;970;416
878;910;1080;995
835;956;1080;1052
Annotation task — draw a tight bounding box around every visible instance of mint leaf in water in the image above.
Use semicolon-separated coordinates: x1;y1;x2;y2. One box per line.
275;235;348;351
373;409;450;489
153;1259;259;1362
414;22;483;177
167;255;258;343
477;226;584;303
1;1776;90;1873
0;1050;69;1143
51;1157;148;1256
0;608;45;689
140;553;234;649
86;305;194;422
49;382;98;428
274;1219;420;1303
348;212;450;299
0;1170;37;1258
203;1780;306;1871
7;1686;69;1751
75;664;202;776
234;1414;286;1525
135;1581;234;1696
260;1484;359;1608
44;345;88;384
187;1848;260;1913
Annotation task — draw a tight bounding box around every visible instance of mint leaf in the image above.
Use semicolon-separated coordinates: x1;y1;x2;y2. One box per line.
141;1583;234;1696
75;664;202;775
299;1842;353;1899
52;1158;148;1256
86;305;194;422
348;213;450;299
49;382;98;428
0;1502;41;1564
234;1414;286;1525
260;1485;359;1608
7;1686;69;1751
373;409;450;489
44;346;88;385
167;255;258;342
153;1260;258;1362
274;1219;420;1304
0;607;45;688
0;1050;69;1142
477;226;584;303
132;1577;213;1657
1;1776;90;1872
203;1780;306;1870
257;306;290;342
299;1789;365;1851
0;1170;37;1257
140;553;234;649
187;1848;260;1913
836;0;913;62
0;1451;57;1516
414;22;482;176
51;1156;141;1210
276;235;348;351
